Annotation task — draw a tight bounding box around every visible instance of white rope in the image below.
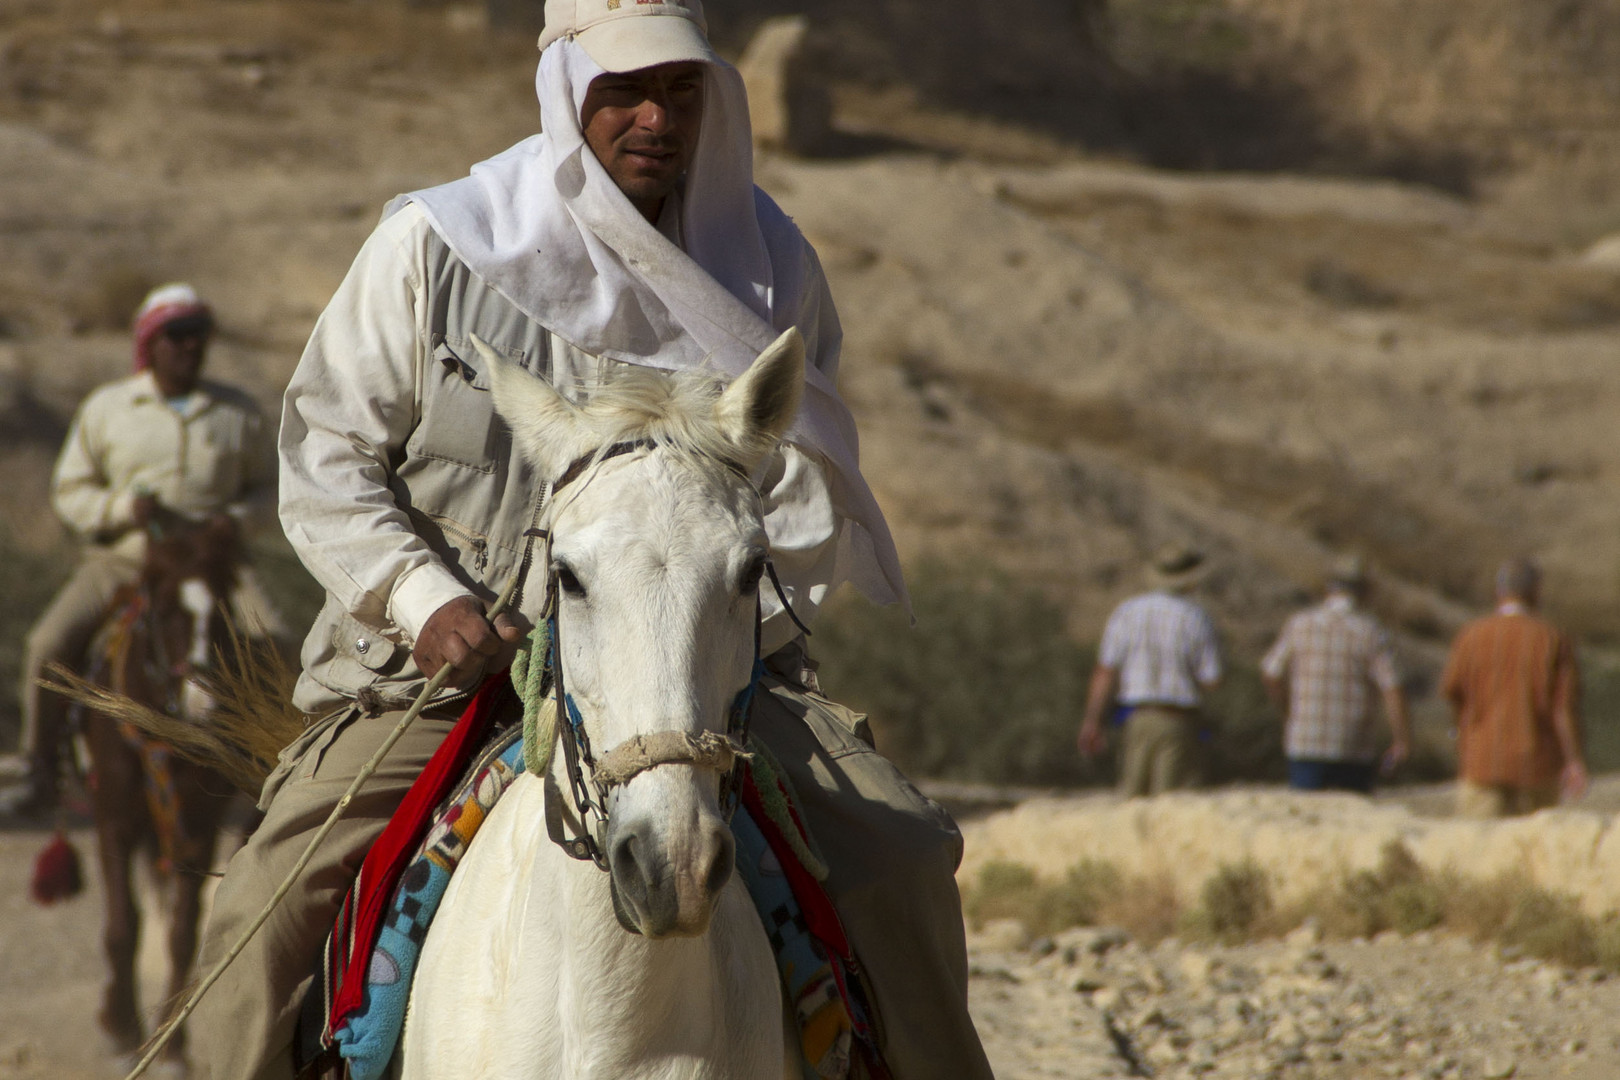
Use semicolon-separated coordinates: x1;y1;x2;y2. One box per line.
124;572;526;1080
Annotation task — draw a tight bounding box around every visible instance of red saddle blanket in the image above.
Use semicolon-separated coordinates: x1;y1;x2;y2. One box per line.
325;674;514;1034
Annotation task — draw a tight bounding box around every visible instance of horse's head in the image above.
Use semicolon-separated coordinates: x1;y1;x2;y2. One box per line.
135;518;240;720
484;330;805;938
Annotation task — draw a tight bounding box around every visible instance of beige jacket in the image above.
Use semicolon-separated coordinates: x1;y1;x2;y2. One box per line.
52;370;273;560
280;204;845;715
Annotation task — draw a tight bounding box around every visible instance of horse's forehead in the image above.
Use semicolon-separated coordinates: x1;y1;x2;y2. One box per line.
553;454;762;555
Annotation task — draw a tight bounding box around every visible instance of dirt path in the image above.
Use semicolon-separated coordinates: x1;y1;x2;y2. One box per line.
0;827;138;1080
970;923;1620;1080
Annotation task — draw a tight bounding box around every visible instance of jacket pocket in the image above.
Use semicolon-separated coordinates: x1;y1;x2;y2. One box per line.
258;704;360;810
410;341;508;473
329;608;398;672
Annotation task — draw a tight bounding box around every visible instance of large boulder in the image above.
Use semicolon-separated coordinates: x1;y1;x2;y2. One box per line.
737;16;832;156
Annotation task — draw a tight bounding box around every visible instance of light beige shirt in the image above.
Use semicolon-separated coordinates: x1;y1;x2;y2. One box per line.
52;370;273;559
279;204;843;672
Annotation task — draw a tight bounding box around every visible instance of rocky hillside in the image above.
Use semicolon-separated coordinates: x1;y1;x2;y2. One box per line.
2;0;1619;757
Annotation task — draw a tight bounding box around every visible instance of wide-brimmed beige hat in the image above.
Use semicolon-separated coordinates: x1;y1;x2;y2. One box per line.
538;0;719;73
1326;554;1369;592
1145;542;1208;591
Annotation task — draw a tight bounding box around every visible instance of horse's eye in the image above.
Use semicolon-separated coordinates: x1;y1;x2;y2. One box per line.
556;566;586;598
741;558;767;595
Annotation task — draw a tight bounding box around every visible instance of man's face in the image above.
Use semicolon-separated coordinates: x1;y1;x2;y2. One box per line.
147;314;211;396
580;61;705;220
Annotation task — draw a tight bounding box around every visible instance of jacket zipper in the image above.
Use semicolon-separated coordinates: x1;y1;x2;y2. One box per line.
429;515;490;572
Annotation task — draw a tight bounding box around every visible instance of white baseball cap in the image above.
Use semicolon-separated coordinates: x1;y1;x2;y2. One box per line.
538;0;719;74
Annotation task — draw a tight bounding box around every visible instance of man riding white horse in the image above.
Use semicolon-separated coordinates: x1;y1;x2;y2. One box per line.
194;2;991;1077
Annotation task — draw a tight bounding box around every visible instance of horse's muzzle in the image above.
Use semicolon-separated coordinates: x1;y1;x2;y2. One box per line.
608;810;735;937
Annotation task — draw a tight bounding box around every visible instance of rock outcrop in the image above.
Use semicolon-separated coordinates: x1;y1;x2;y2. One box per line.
962;790;1620;916
737;16;831;156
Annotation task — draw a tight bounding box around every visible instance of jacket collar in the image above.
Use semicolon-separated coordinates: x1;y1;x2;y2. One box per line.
128;370;216;413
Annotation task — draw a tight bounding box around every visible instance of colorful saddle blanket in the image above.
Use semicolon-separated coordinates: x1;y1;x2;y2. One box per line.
318;673;888;1080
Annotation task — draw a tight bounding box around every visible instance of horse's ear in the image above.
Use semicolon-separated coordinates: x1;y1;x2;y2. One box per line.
714;328;804;467
477;336;594;477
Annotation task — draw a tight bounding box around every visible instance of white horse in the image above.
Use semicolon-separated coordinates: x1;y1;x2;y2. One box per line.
400;330;809;1079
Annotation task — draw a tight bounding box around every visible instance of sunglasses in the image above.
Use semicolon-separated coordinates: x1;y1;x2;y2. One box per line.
162;316;214;342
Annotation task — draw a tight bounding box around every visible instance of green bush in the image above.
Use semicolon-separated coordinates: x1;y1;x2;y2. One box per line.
1182;860;1273;943
961;857;1153;939
1200;662;1287;785
813;557;1295;788
1499;887;1599;969
1581;651;1620;775
1318;841;1445;938
963;860;1042;928
812;559;1101;787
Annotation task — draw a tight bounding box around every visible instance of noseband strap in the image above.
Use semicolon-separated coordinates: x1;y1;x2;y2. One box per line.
591;730;750;792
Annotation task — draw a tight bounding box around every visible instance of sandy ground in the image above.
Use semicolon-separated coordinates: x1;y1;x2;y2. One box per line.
5;816;1620;1080
0;825;214;1080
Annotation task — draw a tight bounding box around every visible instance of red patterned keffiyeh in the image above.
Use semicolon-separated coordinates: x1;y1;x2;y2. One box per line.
132;283;212;372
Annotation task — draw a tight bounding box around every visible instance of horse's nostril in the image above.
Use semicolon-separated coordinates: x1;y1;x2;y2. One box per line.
613;833;642;882
704;831;734;897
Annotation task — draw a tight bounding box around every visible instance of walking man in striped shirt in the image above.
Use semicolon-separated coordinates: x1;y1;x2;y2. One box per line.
1079;543;1223;797
1442;558;1586;818
1261;557;1410;794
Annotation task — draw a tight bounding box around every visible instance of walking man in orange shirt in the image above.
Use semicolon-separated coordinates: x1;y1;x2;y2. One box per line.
1442;558;1587;818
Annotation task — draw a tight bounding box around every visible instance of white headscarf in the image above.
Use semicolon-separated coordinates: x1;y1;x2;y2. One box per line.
390;41;906;609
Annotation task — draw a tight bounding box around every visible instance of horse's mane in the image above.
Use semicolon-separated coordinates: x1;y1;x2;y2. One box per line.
570;366;780;470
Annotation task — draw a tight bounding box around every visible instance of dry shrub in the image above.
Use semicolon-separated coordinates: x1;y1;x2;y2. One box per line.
961;858;1184;942
964;861;1042;929
1100;869;1183;945
1181;860;1273;944
1595;919;1620;972
1304;846;1620;974
1314;840;1445;938
964;848;1620;974
1497;886;1600;970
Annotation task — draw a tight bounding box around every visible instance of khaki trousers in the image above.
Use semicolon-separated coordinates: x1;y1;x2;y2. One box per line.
193;664;991;1080
18;551;286;776
1456;779;1559;819
19;552;141;776
1118;705;1200;798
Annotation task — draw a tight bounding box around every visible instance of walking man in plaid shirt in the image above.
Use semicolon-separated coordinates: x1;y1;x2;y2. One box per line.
1442;557;1586;818
1261;557;1410;793
1079;543;1223;797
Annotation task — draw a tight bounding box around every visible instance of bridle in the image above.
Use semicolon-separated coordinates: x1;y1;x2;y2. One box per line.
529;439;810;878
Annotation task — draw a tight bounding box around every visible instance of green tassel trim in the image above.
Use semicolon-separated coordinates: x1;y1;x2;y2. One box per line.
511;626;558;778
745;735;830;882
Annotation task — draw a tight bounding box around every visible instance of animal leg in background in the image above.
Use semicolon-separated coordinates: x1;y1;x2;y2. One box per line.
90;716;149;1053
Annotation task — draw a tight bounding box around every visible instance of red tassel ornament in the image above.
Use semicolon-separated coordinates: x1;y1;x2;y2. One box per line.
29;831;84;905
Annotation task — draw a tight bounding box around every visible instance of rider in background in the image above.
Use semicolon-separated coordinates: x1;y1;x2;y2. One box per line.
0;283;282;818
